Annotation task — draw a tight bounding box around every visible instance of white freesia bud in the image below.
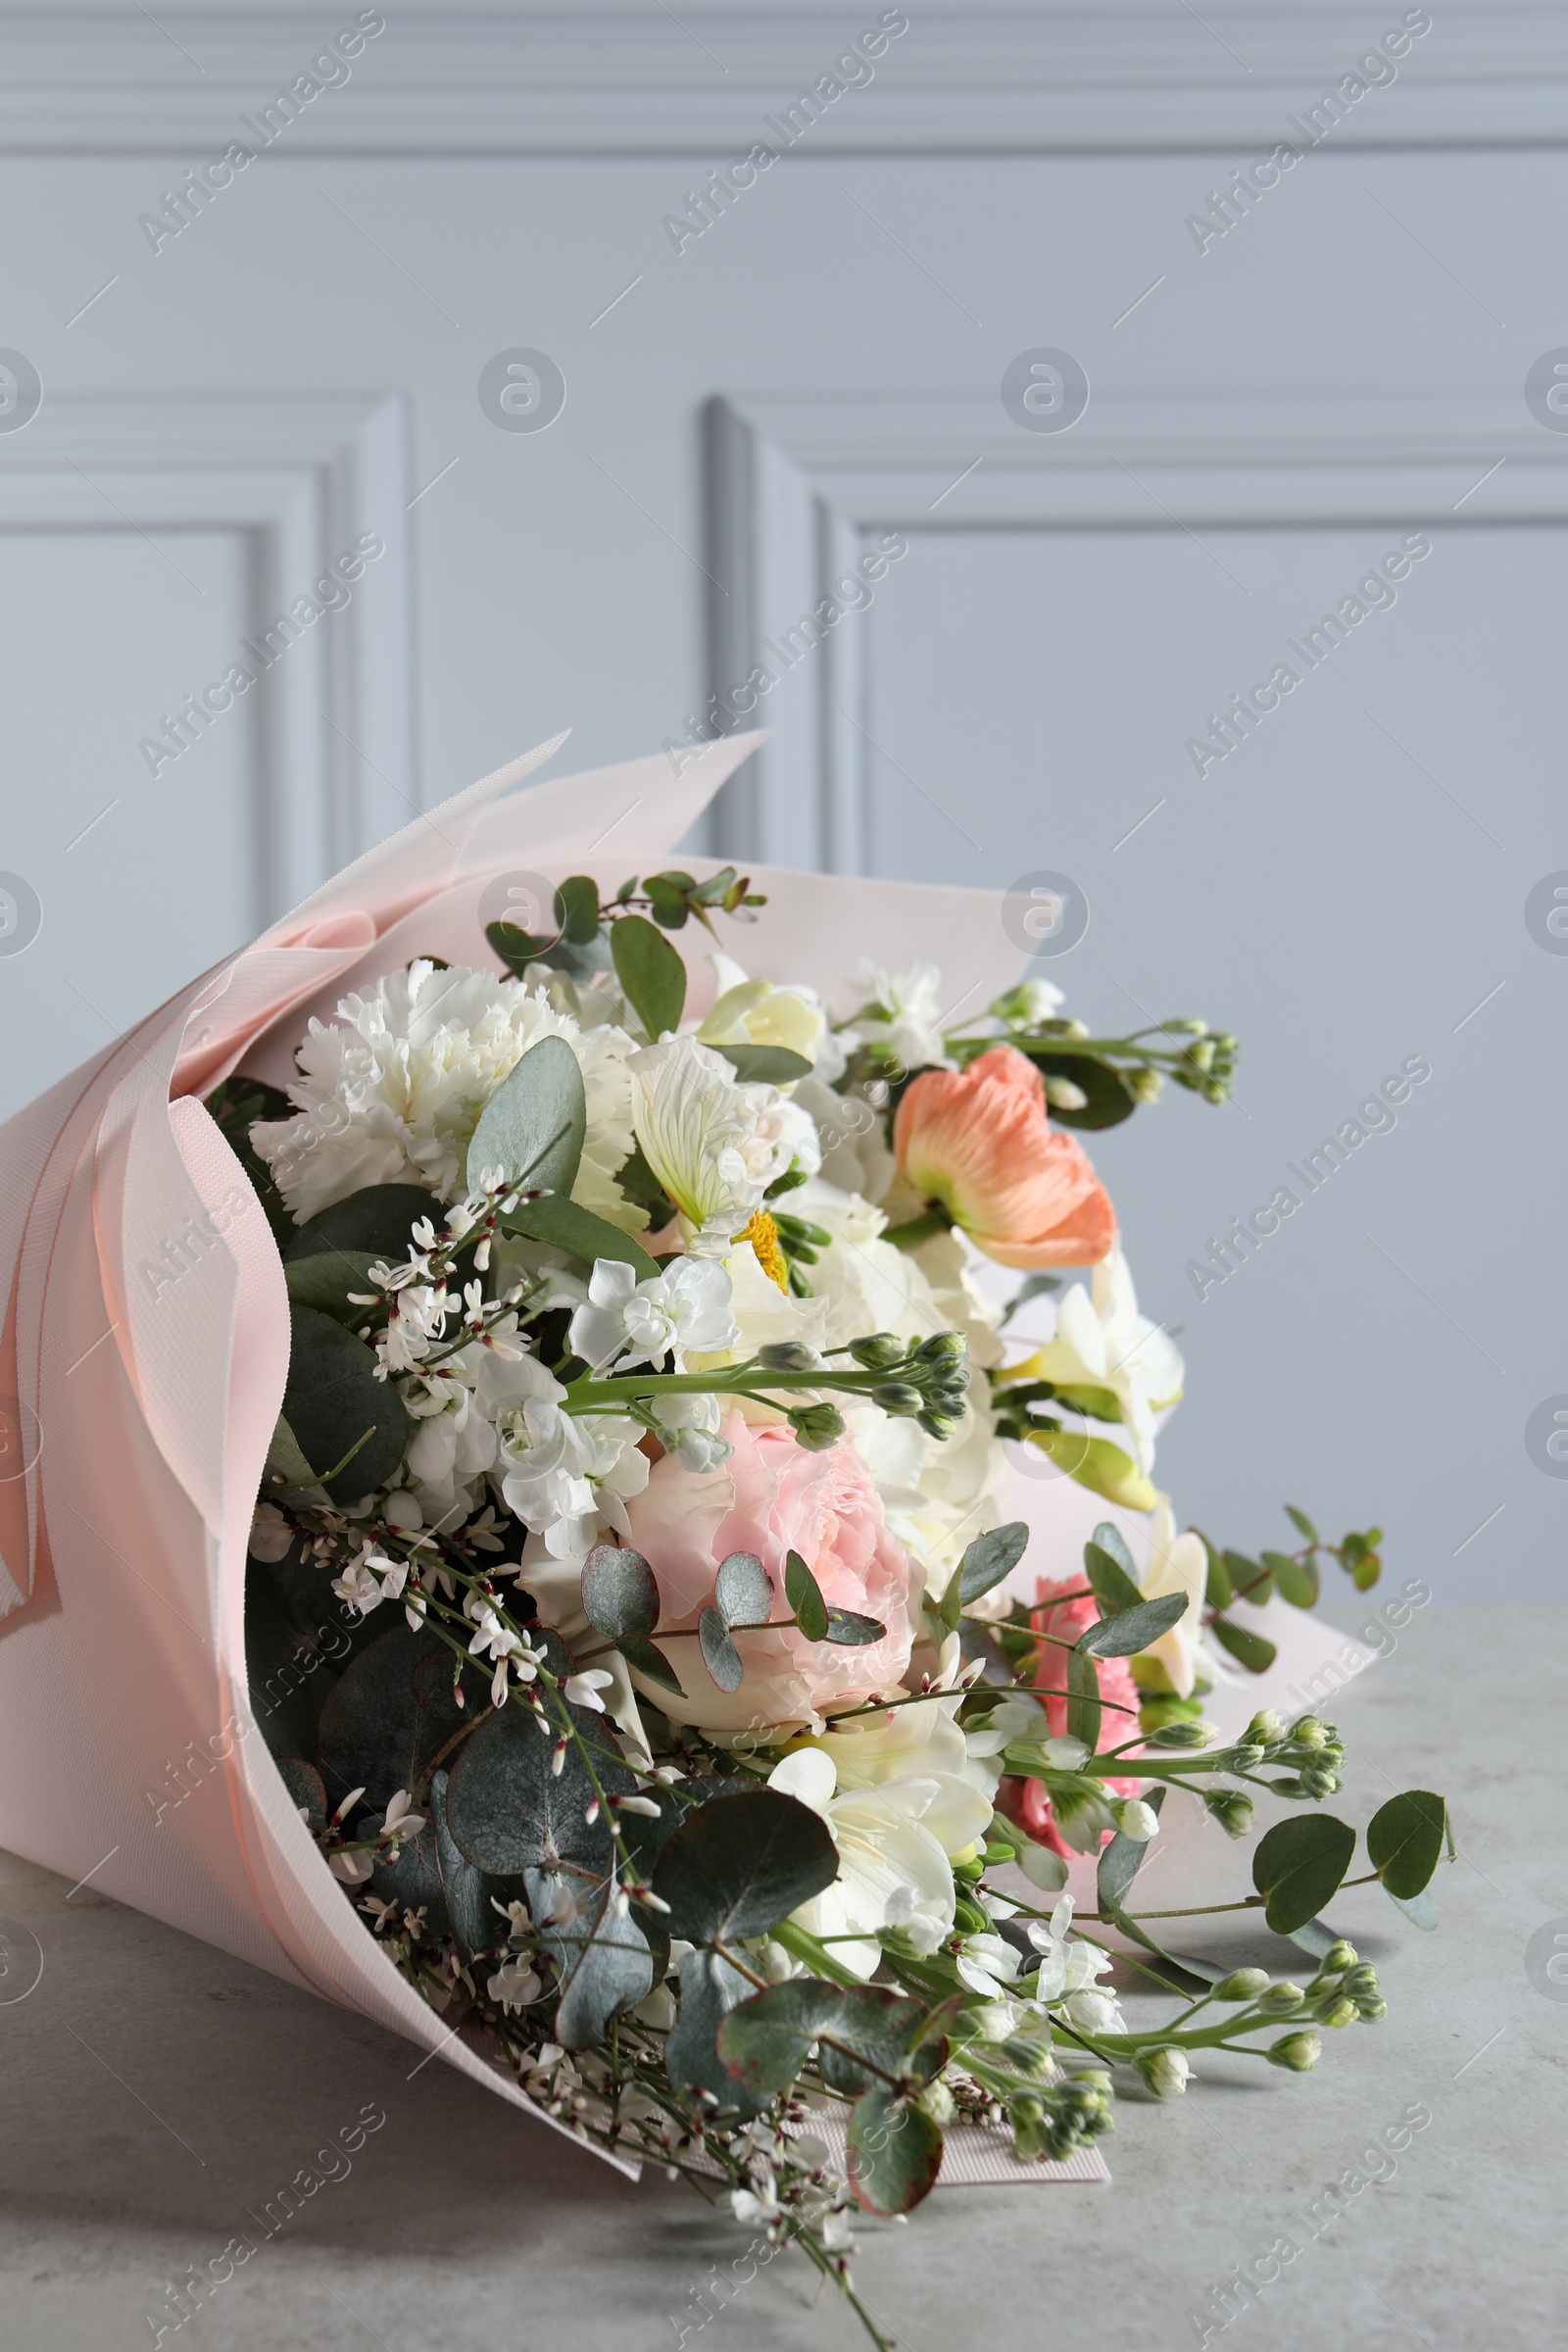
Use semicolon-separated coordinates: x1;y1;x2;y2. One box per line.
1135;2046;1190;2099
1110;1797;1160;1843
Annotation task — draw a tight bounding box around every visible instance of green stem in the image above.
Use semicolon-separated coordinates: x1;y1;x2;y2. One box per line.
880;1204;954;1250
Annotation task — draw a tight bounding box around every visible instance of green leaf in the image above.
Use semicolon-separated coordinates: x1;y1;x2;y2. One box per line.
1064;1642;1102;1753
487;917;550;977
282;1182;443;1267
955;1521;1030;1608
1287;1916;1342;1963
445;1675;634;1877
429;1770;495;1964
263;1411;327;1505
717;1981;939;2101
714;1550;773;1630
314;1625;451;1815
527;1866;654;2049
282;1250;383;1321
1088;1520;1138;1581
699;1604;743;1691
611;913;687;1040
581;1544;660;1638
710;1043;813;1085
1265;1549;1319;1608
1082;1538;1144;1620
1210;1616;1277;1673
667;1948;764;2114
466;1034;586;1200
1021;1050;1136;1132
502;1197;660;1282
1224;1550;1272;1606
615;1631;685;1697
847;2091;944;2215
651;1788;838;1945
715;1978;847;2097
1025;1429;1157;1511
1367;1789;1446;1899
1388;1886;1439;1931
1078;1592;1188;1658
823;1608;887;1646
1251;1814;1357;1935
554;874;602;945
282;1305;411;1503
1200;1535;1232;1611
785;1547;828;1642
1097;1786;1165;1911
1284;1504;1319;1545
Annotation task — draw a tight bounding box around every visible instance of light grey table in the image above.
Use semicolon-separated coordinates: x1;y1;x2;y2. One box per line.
0;1608;1561;2352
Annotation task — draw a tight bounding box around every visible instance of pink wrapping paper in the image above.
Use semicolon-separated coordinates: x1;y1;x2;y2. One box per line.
0;730;1371;2169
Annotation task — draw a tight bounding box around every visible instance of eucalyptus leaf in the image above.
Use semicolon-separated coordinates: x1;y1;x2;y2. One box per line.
955;1521;1029;1607
282;1304;411;1504
1078;1592;1187;1658
1287;1916;1342;1962
651;1788;838;1945
1251;1814;1357;1935
699;1605;744;1691
616;1631;686;1697
666;1947;763;2114
581;1544;661;1639
1022;1050;1136;1132
465;1034;586;1199
846;2091;944;2216
445;1679;635;1877
314;1624;450;1815
824;1608;887;1646
611;913;687;1041
487;918;550;978
1097;1786;1165;1911
430;1770;493;1963
502;1196;660;1282
1082;1541;1145;1620
1387;1886;1439;1931
1210;1616;1277;1673
526;1868;653;2050
785;1548;828;1642
283;1250;383;1321
1262;1548;1319;1608
717;1981;938;2102
555;874;602;945
274;1755;326;1835
1367;1789;1446;1899
282;1182;443;1267
1064;1642;1102;1753
711;1043;813;1085
714;1550;773;1631
262;1412;327;1507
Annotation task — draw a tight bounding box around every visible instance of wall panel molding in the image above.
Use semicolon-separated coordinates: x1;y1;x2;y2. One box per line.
0;392;413;919
704;387;1568;868
1;6;1565;156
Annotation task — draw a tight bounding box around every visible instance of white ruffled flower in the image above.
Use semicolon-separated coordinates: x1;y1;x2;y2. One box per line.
649;1391;732;1473
251;959;643;1231
767;1747;960;1981
568;1255;739;1372
487;1353;649;1556
1033;1243;1185;1477
852;957;951;1072
626;1034;781;1254
697;951;830;1071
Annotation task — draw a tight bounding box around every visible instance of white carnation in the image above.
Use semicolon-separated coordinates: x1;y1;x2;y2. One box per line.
251;960;644;1231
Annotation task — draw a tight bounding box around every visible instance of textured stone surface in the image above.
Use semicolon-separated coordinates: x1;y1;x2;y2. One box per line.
0;1607;1560;2352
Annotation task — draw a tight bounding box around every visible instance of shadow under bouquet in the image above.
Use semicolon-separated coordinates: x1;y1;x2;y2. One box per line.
0;733;1446;2350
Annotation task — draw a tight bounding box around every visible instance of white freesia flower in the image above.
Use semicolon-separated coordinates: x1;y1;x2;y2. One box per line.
1110;1797;1160;1843
626;1035;781;1255
853;957;951;1071
1030;1243;1184;1476
251;959;644;1230
767;1746;958;1981
401;1369;500;1527
955;1932;1024;1999
698;951;830;1070
811;1696;995;1849
487;1352;649;1555
568;1255;738;1372
1140;1494;1209;1698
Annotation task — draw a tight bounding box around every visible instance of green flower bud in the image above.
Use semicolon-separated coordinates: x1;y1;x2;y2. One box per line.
1266;2031;1322;2073
1316;1995;1358;2031
1149;1719;1218;1749
916;2079;956;2127
1226;1741;1265;1771
1134;2046;1190;2099
758;1341;824;1370
1324;1939;1357;1972
1127;1066;1164;1104
787;1401;845;1450
1342;1962;1379;1995
1257;1982;1306;2015
1301;1764;1341;1800
1292;1715;1328;1750
1212;1968;1270;2002
1245;1709;1285;1747
871;1382;924;1414
918;1411;958;1440
1166;1017;1209;1037
917;1330;968;1366
1203;1791;1254;1838
1355;1996;1389;2023
847;1332;906;1370
1184;1037;1217;1072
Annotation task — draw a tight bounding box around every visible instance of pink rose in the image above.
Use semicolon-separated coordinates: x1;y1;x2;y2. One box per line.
622;1412;920;1736
1007;1574;1142;1854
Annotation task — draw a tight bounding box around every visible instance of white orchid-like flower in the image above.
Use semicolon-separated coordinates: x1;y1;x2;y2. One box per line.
568;1254;739;1372
330;1546;407;1616
1026;1243;1184;1476
626;1035;784;1255
767;1746;965;1980
1139;1494;1209;1698
488;1955;543;2012
379;1789;426;1848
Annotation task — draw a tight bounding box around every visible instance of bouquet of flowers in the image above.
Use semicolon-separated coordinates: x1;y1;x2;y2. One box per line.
0;734;1445;2349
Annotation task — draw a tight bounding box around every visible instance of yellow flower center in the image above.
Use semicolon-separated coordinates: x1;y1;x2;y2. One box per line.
740;1208;788;1292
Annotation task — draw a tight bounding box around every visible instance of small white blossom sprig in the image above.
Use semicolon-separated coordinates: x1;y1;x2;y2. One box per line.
350;1171;542;1379
315;1785;427;1886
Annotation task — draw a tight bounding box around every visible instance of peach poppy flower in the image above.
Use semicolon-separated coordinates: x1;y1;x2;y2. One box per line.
892;1045;1115;1269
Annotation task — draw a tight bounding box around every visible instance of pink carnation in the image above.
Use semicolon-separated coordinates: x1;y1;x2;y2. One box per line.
622;1412;920;1736
1010;1573;1142;1854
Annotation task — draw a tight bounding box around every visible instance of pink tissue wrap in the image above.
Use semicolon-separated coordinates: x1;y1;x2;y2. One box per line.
0;731;1371;2168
